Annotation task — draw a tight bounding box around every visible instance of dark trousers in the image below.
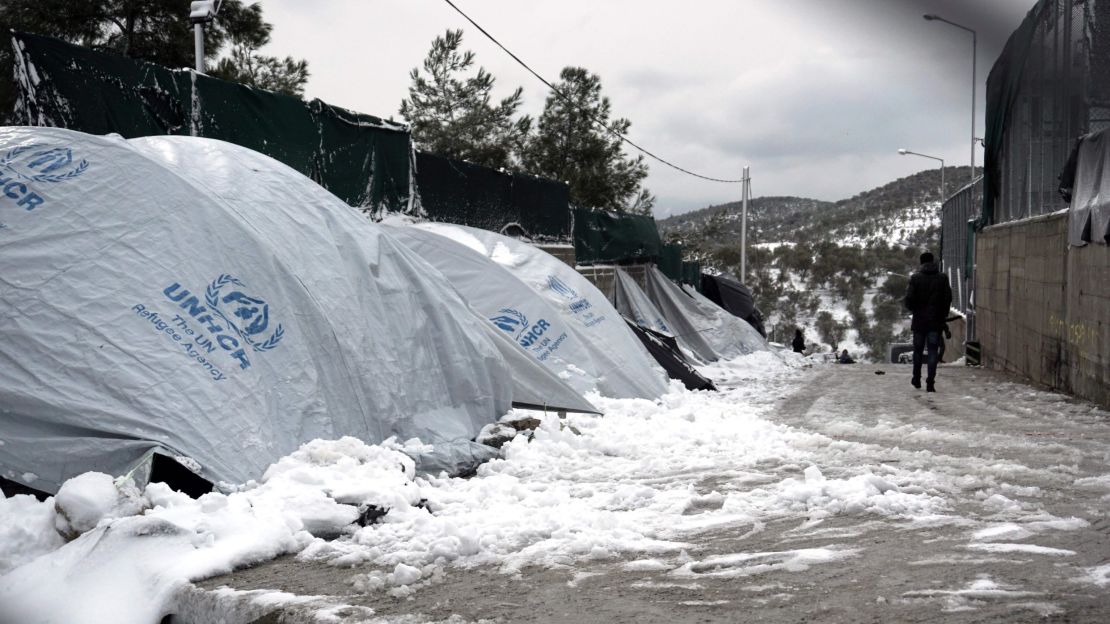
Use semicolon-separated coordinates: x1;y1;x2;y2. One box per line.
912;330;941;384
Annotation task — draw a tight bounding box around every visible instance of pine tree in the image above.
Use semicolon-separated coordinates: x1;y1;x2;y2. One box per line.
522;66;652;215
212;45;309;96
399;29;531;170
0;0;310;118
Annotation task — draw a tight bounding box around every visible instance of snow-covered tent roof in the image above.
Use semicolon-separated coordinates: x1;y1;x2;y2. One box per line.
0;128;521;493
643;266;769;362
387;225;611;404
412;223;670;400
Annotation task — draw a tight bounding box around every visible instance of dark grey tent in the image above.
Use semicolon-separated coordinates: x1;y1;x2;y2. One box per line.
699;273;767;338
623;319;716;392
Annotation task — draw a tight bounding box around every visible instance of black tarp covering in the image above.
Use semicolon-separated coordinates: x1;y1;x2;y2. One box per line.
574;207;662;264
414;151;572;240
11;31;411;213
623;318;716;392
982;1;1043;225
700;273;768;338
681;261;702;289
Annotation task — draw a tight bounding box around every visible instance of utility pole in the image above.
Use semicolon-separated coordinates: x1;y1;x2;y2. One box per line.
740;166;750;284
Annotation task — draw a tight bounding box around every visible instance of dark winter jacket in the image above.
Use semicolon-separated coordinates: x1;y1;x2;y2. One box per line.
904;262;953;332
792;332;806;353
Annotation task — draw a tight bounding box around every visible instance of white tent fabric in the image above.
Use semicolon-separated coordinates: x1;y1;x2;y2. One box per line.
0;128;514;493
413;223;670;400
644;266;768;362
680;283;771;357
1068;129;1110;246
613;269;673;336
643;268;720;362
387;225;608;405
132;136;597;419
611;268;708;365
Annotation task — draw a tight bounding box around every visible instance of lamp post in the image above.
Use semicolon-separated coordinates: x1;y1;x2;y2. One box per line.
898;149;945;202
924;13;976;187
189;1;223;73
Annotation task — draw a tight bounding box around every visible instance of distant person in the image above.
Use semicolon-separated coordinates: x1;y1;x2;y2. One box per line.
792;329;806;354
903;252;953;392
838;349;855;364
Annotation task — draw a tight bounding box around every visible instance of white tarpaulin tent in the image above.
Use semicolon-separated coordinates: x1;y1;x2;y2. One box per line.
387;225;611;402
131;136;597;420
613;268;674;338
643;266;768;362
1;128;522;493
680;282;770;357
413;223;670;400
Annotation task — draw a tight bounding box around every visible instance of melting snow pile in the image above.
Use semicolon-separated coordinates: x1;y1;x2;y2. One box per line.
0;350;951;623
0;438;421;624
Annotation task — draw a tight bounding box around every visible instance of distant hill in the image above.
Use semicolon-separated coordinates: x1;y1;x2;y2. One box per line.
659;167;979;360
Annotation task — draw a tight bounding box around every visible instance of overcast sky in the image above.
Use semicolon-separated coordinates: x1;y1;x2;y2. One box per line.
260;0;1032;217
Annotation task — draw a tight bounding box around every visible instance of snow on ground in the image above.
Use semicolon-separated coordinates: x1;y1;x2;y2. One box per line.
0;349;1096;623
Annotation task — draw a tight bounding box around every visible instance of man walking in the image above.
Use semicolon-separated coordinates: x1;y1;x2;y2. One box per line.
903;252;953;392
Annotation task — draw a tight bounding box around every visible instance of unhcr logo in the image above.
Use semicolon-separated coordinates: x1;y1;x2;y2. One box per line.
490;308;552;349
491;308;528;335
548;274;594;316
0;144;89;212
161;274;286;370
205;275;285;352
547;275;578;300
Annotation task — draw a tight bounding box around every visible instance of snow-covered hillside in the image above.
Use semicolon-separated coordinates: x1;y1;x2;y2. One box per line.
660;167;979;360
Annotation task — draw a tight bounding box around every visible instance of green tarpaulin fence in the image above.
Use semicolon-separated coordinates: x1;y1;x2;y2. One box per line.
415;151;571;240
657;243;683;282
681;261;701;289
573;207;662;265
11;31;411;213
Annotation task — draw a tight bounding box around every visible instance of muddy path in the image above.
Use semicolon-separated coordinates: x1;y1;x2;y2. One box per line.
181;364;1110;623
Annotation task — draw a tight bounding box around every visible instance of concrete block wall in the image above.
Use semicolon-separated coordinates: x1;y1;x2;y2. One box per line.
537;244;576;269
976;211;1109;408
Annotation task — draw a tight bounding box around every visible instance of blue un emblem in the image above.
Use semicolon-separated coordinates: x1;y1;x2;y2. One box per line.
205;274;285;351
0;145;89;183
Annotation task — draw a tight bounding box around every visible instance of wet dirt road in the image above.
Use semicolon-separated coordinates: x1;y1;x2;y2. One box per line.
181;364;1110;623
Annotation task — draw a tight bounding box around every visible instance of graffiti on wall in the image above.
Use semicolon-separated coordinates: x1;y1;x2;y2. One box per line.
1049;314;1099;348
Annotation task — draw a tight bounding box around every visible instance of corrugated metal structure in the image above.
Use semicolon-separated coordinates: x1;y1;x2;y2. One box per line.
984;0;1110;224
941;176;982;316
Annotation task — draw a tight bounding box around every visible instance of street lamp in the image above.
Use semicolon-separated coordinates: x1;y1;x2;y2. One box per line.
924;13;977;187
189;0;223;73
898;149;945;202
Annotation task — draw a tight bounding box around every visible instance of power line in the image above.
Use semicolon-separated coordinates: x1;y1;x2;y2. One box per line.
439;0;745;184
